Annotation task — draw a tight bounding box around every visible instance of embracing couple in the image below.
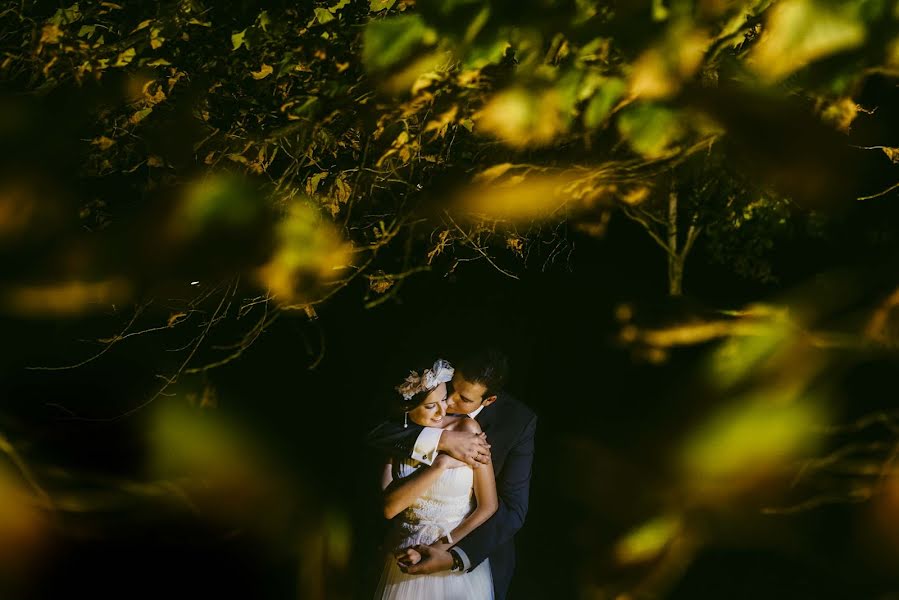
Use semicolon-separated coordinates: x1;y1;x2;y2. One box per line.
366;349;537;600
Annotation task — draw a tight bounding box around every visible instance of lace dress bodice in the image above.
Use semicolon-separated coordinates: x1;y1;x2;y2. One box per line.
375;457;494;599
389;457;475;549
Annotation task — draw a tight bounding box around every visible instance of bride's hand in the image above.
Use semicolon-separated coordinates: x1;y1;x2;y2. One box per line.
434;454;468;470
395;547;421;567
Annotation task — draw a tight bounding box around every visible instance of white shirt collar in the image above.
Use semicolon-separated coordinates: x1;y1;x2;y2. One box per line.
468;404;486;419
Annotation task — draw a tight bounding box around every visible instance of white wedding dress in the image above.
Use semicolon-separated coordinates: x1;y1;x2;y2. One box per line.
374;457;494;599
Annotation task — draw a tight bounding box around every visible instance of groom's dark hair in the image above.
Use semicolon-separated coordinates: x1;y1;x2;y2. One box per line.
455;348;509;399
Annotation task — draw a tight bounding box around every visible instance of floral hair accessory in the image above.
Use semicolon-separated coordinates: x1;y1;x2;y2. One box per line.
396;359;454;401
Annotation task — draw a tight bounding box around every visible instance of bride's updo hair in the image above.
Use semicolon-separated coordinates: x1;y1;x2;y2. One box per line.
394;358;454;409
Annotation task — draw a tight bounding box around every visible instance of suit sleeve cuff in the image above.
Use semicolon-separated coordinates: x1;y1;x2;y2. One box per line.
411;427;443;465
451;546;472;571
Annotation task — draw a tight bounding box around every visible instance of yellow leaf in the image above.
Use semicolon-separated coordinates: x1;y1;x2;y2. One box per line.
334;176;352;203
39;24;63;45
473;163;514;184
423;106;458;139
820;98;858;132
506;236;524;257
231;29;247;51
133;19;152;33
369;275;393;294
2;279;132;317
476;88;566;148
91;136;116;151
614;515;681;565
150;27;165;50
114;47;136;68
749;0;866;82
251;63;273;80
142;81;166;105
882;147;899;163
306;172;329;196
130;107;153;124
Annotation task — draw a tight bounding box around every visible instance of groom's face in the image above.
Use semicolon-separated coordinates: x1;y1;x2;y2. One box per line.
446;372;495;415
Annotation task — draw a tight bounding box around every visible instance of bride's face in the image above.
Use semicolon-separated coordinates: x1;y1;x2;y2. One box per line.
408;383;448;427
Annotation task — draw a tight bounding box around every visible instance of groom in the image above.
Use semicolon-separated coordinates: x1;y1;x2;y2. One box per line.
366;349;537;600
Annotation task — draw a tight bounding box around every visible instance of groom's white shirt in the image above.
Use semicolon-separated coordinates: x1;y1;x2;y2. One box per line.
409;404;487;571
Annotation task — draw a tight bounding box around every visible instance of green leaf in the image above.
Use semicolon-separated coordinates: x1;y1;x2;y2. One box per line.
463;35;507;69
584;77;626;128
370;0;398;11
231;29;247;50
256;10;271;31
363;14;433;72
617;103;685;158
314;8;335;24
48;3;81;26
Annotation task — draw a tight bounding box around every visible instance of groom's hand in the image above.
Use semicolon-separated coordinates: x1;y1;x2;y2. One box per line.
399;544;454;575
438;430;491;467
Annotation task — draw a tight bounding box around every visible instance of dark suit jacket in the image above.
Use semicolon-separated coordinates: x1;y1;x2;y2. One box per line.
366;392;537;600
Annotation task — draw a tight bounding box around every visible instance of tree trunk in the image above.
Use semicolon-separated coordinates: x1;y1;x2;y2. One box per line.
667;188;683;296
668;254;684;296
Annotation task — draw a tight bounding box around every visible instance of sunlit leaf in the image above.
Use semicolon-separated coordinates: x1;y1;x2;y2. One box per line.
1;279;132;317
47;3;81;26
680;398;826;497
256;202;353;303
472;163;514;184
617;103;685;158
306;171;329;196
39;24;63;45
251;63;274;80
0;463;48;573
363;14;435;72
129;107;153;124
819;97;859;132
231;29;247;51
456;172;583;221
149;26;165;49
113;47;136;67
584;77;627;128
91;136;116;151
476;87;567;148
314;8;335;24
629;26;708;100
614;514;681;565
708;305;794;388
749;0;867;82
370;0;397;10
170;174;261;240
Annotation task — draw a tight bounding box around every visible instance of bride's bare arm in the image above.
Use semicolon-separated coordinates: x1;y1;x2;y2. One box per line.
445;419;498;544
381;456;453;520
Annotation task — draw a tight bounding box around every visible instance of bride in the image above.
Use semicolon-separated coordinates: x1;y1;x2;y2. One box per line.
374;359;497;599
